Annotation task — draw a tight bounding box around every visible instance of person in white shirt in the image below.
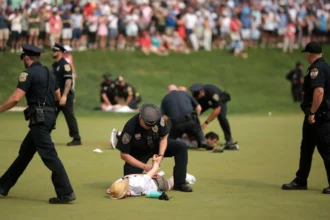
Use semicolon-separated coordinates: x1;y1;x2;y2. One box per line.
108;12;118;51
107;155;196;199
8;9;22;53
125;8;140;51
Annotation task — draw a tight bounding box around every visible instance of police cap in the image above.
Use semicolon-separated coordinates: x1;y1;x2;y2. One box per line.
301;41;322;54
20;44;44;60
52;43;66;52
139;104;161;126
189;83;204;97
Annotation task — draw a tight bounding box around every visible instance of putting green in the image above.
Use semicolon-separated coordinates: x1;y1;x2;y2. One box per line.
0;113;329;220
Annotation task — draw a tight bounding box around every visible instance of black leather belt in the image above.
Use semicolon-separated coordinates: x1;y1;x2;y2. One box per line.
171;114;194;124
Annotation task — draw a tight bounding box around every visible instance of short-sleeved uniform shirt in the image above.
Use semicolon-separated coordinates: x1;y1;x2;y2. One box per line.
196;84;223;113
301;57;330;111
286;68;304;84
116;83;137;100
117;114;169;158
161;90;199;120
52;57;72;93
17;61;58;107
100;81;117;105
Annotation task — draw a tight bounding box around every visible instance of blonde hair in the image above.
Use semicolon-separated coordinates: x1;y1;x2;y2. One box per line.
107;178;129;199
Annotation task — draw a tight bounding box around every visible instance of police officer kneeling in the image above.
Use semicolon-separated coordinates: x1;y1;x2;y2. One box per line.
282;41;330;194
0;44;75;203
116;104;192;192
161;84;213;150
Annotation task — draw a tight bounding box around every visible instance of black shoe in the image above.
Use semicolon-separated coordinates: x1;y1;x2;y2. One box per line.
67;139;82;146
0;186;8;197
282;181;307;190
49;193;76;204
224;142;239;150
322;186;330;194
213;148;224;153
173;184;193;192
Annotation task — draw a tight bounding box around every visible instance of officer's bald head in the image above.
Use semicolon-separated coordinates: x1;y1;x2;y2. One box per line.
178;86;187;91
168;84;178;93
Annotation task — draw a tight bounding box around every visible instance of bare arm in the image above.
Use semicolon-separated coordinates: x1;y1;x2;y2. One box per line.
195;104;202;116
55;89;61;101
206;106;221;123
125;95;133;105
120;152;148;170
0;88;25;113
102;93;111;106
146;155;160;177
62;79;72;97
158;135;167;156
310;87;324;114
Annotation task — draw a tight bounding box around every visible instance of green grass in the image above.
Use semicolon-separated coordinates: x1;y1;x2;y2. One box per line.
0;113;329;220
0;48;325;114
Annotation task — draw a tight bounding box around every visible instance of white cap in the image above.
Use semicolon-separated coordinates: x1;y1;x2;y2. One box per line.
63;45;73;52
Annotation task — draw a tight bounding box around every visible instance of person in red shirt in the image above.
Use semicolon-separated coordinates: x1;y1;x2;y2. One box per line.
139;30;152;55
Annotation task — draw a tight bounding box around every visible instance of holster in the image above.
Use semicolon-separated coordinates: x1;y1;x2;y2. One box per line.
221;91;231;103
24;106;54;125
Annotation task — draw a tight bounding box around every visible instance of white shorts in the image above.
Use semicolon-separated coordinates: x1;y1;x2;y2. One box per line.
62;28;72;39
241;29;251;39
126;25;138;37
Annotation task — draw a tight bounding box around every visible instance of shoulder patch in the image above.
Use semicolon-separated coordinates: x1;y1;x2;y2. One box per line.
64;64;71;72
152;125;158;133
111;83;115;88
310;68;318;79
212;93;219;102
122;133;131;144
160;117;165;127
19;72;28;82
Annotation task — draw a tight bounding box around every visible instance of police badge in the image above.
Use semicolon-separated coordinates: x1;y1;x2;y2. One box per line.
122;133;131;144
152;125;158;133
160;117;165;127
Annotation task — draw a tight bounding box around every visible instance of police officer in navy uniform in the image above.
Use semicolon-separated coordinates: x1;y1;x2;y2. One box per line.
51;43;82;146
161;84;213;150
282;42;330;194
0;44;75;204
189;83;238;150
286;62;304;102
116;103;192;192
115;76;141;109
100;73;118;110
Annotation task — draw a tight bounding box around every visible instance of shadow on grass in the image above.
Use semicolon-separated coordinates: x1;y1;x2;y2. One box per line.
0;195;47;203
83;181;112;190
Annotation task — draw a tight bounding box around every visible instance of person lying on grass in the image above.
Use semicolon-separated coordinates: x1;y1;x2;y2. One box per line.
106;154;195;199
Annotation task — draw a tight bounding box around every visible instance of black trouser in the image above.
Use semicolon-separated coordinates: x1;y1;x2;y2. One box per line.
292;84;303;102
294;117;330;186
56;93;81;140
123;138;188;184
169;116;205;146
128;96;141;110
217;103;233;143
0;112;73;196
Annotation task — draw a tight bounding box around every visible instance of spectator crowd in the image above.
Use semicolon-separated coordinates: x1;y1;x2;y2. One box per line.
1;0;330;57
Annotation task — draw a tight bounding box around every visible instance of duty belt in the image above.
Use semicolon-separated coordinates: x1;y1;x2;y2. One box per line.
29;106;56;112
171;114;194;124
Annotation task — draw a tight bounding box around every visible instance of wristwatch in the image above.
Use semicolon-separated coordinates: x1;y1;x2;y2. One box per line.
205;120;209;124
309;111;315;115
157;154;163;157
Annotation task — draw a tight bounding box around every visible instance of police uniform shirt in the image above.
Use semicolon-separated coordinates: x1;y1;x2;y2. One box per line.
161;90;199;120
302;57;330;110
197;84;223;113
116;83;136;100
117;114;169;157
17;61;58;107
100;81;117;104
52;57;72;91
287;69;304;83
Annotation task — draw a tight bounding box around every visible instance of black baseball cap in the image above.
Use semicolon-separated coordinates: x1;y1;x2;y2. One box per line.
296;62;302;66
139;104;161;126
52;43;66;52
20;44;44;60
103;72;112;80
301;41;322;54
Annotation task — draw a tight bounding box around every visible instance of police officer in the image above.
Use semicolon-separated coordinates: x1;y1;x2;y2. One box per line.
161;84;213;150
282;41;330;194
51;43;82;146
0;44;75;204
189;83;238;150
115;76;141;109
286;62;304;102
100;72;118;111
116;104;192;192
